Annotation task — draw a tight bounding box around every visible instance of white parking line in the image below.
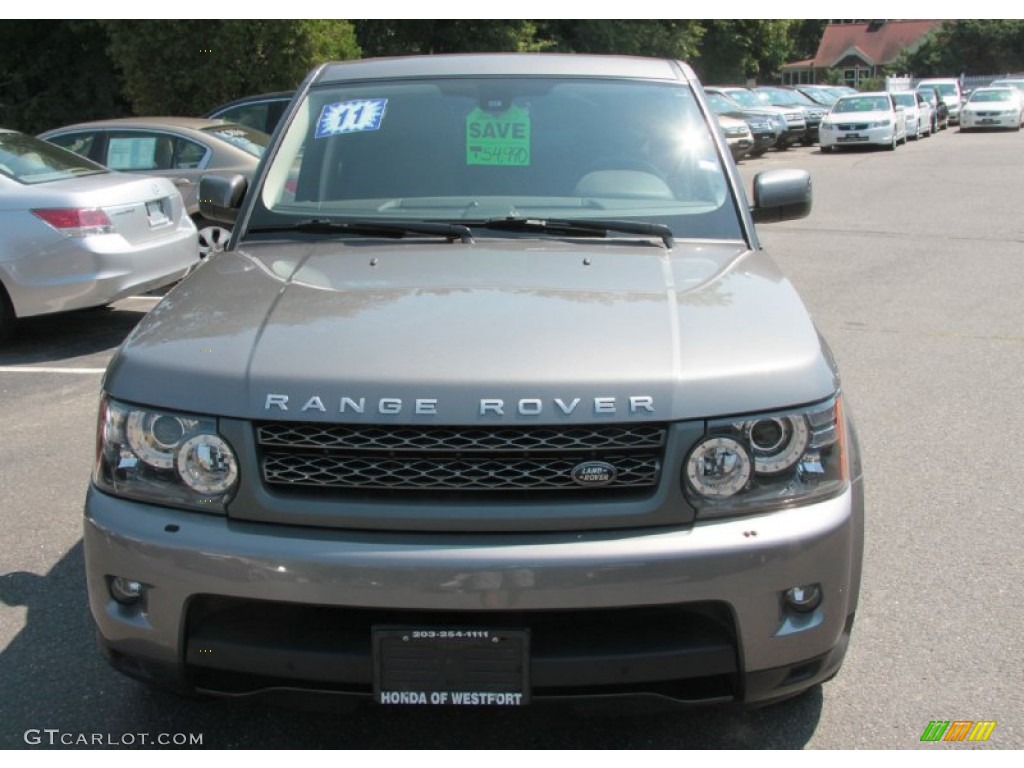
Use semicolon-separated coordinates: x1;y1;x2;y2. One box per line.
0;366;105;374
127;295;163;301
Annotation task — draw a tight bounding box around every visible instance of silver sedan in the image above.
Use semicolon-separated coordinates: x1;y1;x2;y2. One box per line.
39;117;268;257
0;129;197;342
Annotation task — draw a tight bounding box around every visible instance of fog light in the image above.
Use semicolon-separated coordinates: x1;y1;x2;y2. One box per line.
109;576;145;605
784;584;822;613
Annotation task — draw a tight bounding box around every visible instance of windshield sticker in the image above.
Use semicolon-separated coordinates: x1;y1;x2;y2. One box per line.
107;137;157;170
315;99;388;138
466;105;530;166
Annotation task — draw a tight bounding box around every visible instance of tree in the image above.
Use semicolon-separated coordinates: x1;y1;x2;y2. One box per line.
104;20;361;116
695;20;797;84
0;20;128;134
538;20;704;60
356;20;543;57
892;20;1024;77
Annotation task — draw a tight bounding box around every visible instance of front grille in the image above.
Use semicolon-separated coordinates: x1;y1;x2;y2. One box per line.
257;422;666;495
837;123;869;131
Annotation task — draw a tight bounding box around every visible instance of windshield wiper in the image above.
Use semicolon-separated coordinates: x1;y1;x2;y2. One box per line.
479;217;675;249
249;219;473;243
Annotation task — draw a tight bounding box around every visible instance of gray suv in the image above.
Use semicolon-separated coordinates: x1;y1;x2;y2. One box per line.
86;54;864;710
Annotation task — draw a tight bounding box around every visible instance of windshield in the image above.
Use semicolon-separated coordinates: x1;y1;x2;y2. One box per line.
969;89;1014;103
802;89;837;106
756;88;813;107
201;124;269;158
705;93;736;114
892;93;917;107
833;96;891;113
255;77;742;241
0;132;107;184
720;89;760;109
922;83;958;98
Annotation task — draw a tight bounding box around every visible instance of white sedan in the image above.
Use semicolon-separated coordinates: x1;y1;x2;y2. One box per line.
960;87;1024;131
891;90;932;139
0;129;198;342
819;92;907;152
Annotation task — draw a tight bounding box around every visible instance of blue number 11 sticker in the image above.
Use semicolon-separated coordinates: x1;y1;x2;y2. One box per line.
315;99;388;138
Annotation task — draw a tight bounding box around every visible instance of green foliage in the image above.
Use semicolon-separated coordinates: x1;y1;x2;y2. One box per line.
356;20;543;56
538;20;704;60
696;20;797;84
857;75;888;92
818;68;844;86
895;20;1024;77
790;20;828;61
104;20;360;116
0;20;129;134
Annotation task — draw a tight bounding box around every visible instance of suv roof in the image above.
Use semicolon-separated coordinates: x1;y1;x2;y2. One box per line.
315;53;691;84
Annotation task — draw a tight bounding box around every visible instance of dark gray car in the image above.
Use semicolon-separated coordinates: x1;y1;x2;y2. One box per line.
85;54;864;711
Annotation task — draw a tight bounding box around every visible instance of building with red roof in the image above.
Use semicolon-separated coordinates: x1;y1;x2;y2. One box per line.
782;20;942;86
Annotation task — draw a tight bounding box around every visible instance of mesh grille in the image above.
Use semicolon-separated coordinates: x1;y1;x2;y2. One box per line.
257;422;666;495
257;423;665;453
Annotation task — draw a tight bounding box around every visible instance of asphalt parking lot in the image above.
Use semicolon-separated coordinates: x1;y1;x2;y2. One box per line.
2;127;1022;749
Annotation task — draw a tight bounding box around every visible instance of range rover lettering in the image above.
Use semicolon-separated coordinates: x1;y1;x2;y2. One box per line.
85;54;864;710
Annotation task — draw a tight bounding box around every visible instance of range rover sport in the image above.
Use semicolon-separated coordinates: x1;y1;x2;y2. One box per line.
85;54;864;710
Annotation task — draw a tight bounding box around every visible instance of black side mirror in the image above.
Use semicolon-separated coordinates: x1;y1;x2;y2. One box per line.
198;174;248;224
751;169;812;223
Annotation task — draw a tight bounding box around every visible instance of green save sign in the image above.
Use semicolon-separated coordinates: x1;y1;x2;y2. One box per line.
466;105;531;166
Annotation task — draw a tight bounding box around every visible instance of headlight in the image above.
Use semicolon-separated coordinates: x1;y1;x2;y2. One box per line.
683;396;847;518
94;397;239;512
868;120;891;128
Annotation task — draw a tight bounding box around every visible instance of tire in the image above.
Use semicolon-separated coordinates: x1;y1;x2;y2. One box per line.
820;145;833;154
194;218;232;259
886;132;897;151
0;283;14;345
749;148;766;158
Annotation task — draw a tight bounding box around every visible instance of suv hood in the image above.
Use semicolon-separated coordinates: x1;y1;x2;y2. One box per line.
105;239;837;424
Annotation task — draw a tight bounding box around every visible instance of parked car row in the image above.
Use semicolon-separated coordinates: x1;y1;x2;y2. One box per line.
702;84;861;158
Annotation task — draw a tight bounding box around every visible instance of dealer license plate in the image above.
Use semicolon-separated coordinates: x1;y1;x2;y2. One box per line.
146;199;170;227
838;134;867;143
373;627;529;706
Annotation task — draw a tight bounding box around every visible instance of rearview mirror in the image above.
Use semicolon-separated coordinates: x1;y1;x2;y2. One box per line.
751;169;812;223
198;174;248;224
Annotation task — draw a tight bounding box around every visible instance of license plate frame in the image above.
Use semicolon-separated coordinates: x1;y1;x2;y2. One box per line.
146;199;170;227
373;627;530;706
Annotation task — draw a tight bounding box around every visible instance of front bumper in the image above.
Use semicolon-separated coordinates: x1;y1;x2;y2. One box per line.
84;474;864;707
961;111;1020;130
819;124;896;149
726;135;754;160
